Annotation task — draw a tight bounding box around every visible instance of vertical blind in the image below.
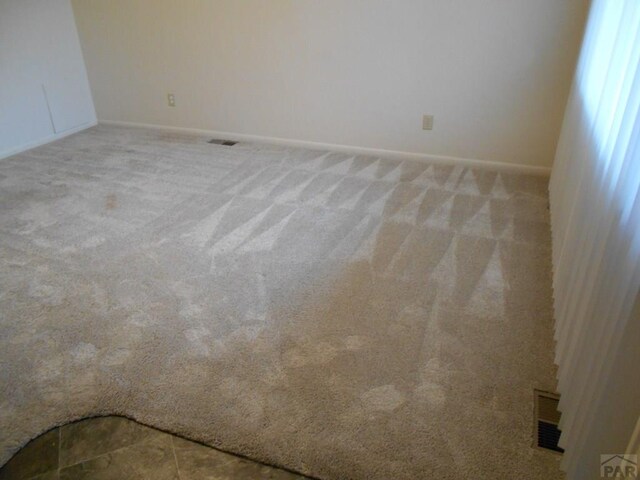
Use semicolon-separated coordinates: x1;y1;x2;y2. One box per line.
549;0;640;477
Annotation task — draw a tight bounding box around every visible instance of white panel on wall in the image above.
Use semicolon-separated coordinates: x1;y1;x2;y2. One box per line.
0;1;55;151
0;0;96;157
38;0;96;133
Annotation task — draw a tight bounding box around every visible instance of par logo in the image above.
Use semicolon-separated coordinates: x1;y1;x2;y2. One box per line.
601;454;638;478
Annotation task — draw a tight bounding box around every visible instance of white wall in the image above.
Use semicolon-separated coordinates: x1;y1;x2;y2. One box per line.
0;0;96;158
71;0;588;169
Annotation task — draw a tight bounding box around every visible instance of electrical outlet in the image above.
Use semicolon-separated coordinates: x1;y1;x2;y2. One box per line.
167;94;176;107
423;115;434;131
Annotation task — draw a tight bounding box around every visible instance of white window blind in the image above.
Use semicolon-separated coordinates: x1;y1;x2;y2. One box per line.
549;0;640;477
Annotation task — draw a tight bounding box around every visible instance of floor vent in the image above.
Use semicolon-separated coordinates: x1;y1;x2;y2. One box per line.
535;390;564;454
208;139;237;146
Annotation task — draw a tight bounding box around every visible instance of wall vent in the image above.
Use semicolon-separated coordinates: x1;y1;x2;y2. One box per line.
534;390;564;454
208;139;237;146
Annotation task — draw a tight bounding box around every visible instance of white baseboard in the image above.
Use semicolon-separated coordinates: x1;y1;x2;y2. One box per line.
0;121;98;160
99;119;551;176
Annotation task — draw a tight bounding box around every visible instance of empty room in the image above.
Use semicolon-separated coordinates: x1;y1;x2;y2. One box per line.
1;0;638;479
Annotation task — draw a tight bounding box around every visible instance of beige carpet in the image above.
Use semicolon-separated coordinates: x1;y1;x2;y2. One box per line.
0;125;562;479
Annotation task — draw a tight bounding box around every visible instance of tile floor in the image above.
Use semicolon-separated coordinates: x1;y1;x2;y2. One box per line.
0;417;309;480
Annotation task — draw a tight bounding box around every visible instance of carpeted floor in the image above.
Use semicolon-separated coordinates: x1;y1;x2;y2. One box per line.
0;125;562;479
